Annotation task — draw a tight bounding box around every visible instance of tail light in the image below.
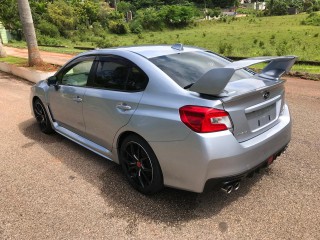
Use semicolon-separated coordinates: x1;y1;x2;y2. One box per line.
179;105;233;133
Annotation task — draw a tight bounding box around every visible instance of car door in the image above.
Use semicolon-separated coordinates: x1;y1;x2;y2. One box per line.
82;55;149;150
48;56;95;136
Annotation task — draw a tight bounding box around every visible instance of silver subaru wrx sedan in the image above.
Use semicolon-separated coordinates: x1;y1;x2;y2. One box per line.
30;44;295;194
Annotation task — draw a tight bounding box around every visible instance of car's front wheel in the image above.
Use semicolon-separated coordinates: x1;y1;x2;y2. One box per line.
119;135;164;195
33;98;54;134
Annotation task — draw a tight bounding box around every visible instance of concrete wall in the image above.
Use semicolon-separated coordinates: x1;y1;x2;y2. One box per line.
0;62;55;83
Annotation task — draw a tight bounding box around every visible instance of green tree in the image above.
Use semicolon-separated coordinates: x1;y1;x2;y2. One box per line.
29;0;49;24
303;0;320;11
0;0;21;38
117;1;133;14
267;0;288;15
208;0;238;8
126;0;164;9
160;5;196;27
47;0;77;35
287;0;303;9
75;0;100;26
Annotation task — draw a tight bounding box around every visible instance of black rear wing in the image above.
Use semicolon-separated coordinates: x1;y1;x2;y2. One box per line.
189;56;297;96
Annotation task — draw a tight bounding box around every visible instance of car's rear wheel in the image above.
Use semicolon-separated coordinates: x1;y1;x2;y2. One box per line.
119;135;164;195
33;98;54;134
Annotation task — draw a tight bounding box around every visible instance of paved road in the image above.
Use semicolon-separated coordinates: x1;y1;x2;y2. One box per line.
0;72;319;239
4;47;73;66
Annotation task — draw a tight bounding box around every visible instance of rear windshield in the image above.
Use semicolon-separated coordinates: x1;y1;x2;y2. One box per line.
149;51;254;88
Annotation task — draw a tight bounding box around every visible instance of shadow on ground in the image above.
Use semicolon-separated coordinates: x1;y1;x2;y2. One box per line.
19;118;270;228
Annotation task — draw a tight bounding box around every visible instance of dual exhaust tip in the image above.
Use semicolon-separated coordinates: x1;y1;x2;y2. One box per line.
221;181;240;194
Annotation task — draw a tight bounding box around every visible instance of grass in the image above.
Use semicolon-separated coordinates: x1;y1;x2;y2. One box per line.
252;63;320;74
0;56;27;65
0;55;59;72
288;64;320;74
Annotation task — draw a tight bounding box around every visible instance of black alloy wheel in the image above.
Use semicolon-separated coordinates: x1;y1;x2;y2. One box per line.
120;135;163;195
33;99;54;134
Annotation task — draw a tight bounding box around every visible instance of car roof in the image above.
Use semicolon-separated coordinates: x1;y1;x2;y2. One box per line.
120;45;205;58
80;45;205;59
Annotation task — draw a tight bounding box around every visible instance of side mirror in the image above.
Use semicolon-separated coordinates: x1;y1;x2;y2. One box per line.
47;76;60;90
47;76;57;86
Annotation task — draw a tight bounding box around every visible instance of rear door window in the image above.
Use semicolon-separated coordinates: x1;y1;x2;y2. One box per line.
88;56;148;91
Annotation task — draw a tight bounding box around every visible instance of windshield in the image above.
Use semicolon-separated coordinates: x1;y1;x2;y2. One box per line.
149;51;254;88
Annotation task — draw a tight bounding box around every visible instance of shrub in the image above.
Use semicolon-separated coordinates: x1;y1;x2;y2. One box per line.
72;25;97;42
207;8;221;18
160;5;196;27
92;22;107;37
95;38;114;48
37;35;62;46
135;8;165;31
267;0;288;16
301;12;320;26
236;8;256;15
106;10;125;21
129;20;143;34
108;20;130;34
304;0;320;12
219;15;228;23
37;20;60;38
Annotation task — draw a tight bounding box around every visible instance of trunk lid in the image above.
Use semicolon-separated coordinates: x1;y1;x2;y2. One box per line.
222;77;285;142
188;56;295;142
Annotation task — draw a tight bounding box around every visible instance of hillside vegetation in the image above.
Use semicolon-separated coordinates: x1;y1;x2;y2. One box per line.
9;13;320;62
1;0;320;62
114;13;320;62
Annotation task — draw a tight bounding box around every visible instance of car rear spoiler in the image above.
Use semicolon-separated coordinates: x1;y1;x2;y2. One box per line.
189;56;297;96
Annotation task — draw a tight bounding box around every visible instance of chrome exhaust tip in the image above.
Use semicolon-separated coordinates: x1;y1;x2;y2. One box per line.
221;184;233;194
233;181;240;191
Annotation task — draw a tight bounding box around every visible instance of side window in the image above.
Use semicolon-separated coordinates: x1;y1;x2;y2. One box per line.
127;67;148;91
91;58;149;91
93;60;129;90
61;59;94;87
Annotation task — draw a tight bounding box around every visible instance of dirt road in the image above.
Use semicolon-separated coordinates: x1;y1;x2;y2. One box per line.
0;72;319;239
4;46;74;66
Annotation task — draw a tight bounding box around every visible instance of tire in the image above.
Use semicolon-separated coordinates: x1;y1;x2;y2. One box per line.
33;98;54;134
119;135;164;195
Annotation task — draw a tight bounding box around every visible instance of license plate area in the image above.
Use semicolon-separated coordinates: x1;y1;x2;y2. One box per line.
246;103;277;131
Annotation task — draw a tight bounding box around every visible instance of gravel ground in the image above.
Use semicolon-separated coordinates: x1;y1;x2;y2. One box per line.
0;71;319;240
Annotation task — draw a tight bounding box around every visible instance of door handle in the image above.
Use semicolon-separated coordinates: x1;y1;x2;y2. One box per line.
72;96;83;103
116;103;132;111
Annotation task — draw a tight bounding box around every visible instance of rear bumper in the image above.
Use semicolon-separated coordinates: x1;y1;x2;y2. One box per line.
203;144;288;192
149;104;292;193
